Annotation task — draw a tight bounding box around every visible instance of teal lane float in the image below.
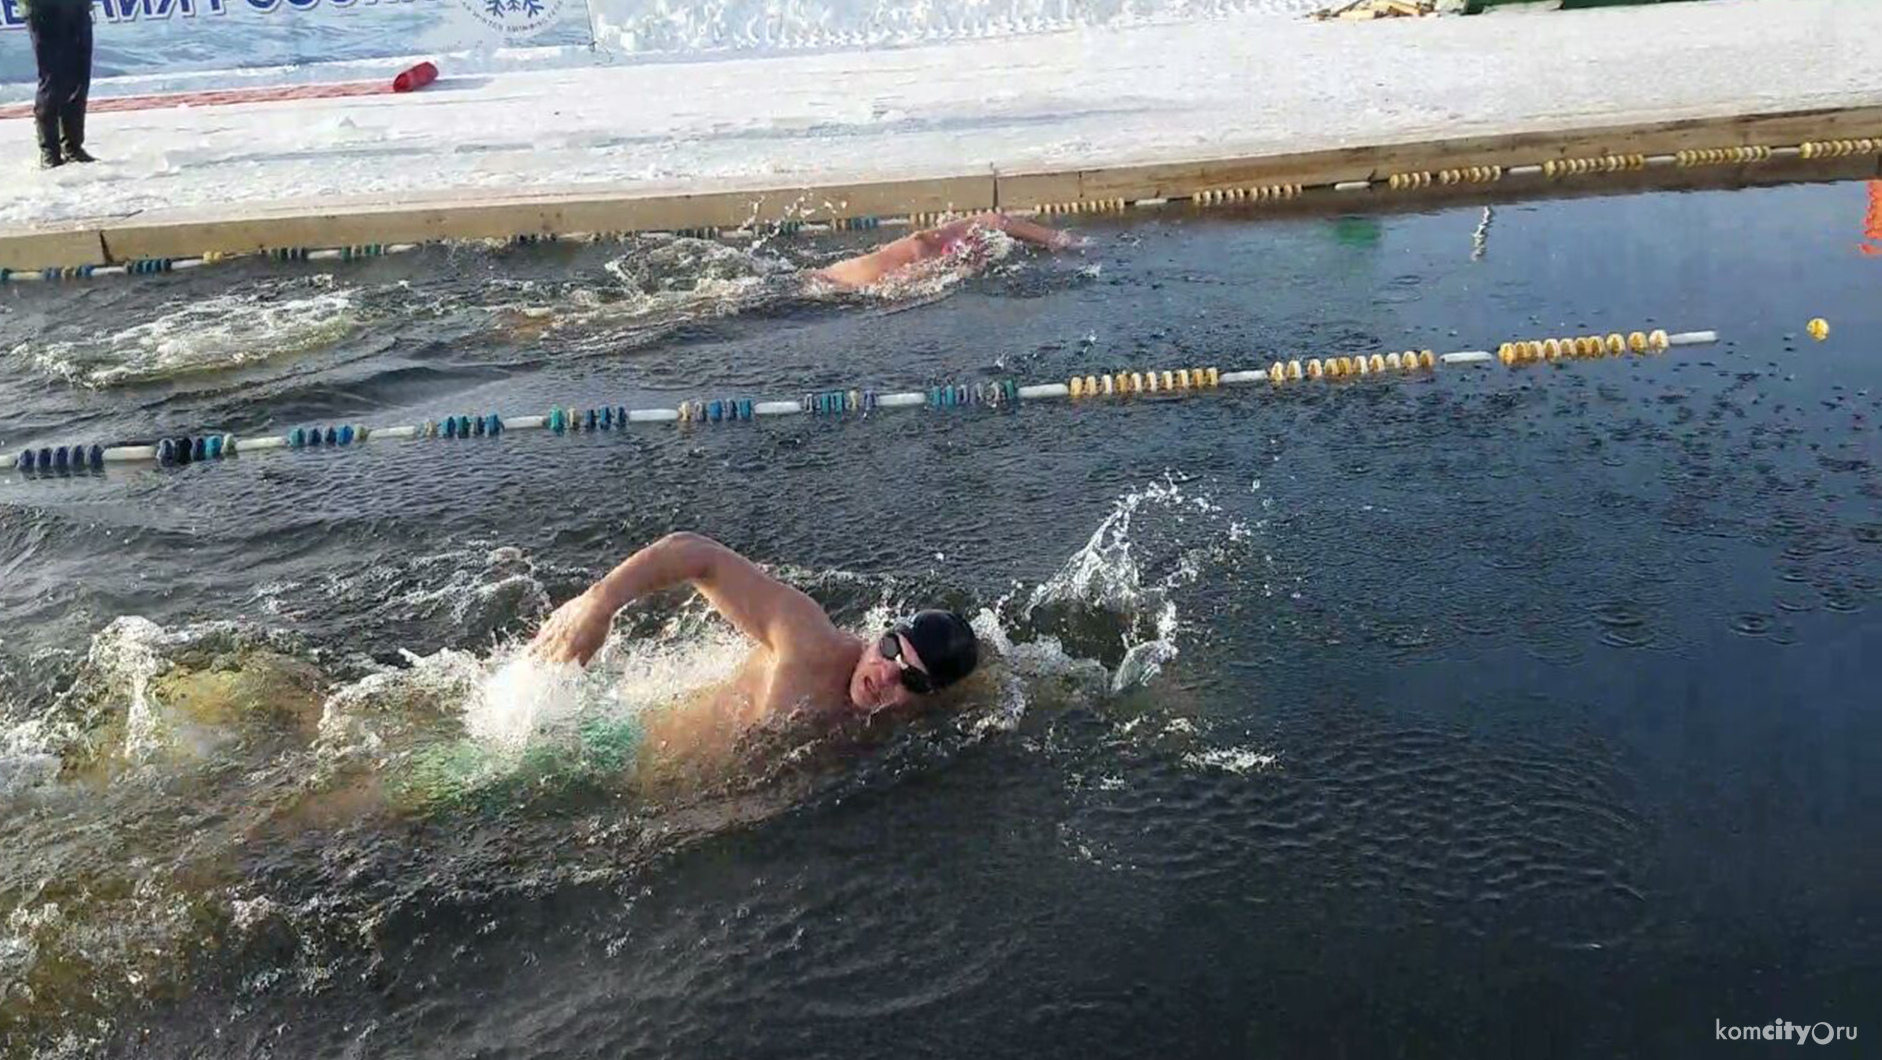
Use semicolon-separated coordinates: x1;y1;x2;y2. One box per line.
2;328;1719;475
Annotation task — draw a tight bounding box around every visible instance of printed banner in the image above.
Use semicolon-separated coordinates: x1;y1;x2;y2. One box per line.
0;0;592;82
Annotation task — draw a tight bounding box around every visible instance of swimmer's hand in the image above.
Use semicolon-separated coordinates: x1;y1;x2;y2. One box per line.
529;589;615;666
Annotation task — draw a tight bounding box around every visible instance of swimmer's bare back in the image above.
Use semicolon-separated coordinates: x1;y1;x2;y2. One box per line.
811;212;1080;289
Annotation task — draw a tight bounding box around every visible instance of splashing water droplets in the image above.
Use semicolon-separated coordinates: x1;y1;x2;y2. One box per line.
1011;477;1249;694
26;285;358;388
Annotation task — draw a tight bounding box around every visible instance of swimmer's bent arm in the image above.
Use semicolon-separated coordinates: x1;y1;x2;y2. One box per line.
970;212;1079;250
924;213;1077;252
531;532;831;666
813;212;1078;288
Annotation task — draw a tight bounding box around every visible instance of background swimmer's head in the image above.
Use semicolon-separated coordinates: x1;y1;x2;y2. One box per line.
848;609;980;713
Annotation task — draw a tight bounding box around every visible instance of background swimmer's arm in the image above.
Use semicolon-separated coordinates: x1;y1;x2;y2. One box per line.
532;533;831;665
812;212;1079;288
969;212;1081;249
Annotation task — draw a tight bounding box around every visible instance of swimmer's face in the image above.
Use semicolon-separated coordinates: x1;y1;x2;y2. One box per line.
848;631;931;712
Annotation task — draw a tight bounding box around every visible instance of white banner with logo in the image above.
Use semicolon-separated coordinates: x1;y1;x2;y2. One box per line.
0;0;592;83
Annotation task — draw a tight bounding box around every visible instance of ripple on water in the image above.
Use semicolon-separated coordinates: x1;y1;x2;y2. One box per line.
1782;537;1846;563
1765;623;1802;647
1066;717;1649;951
1518;625;1585;666
1381;623;1441;656
1729;612;1776;637
1819;585;1864;614
1446;600;1503;637
1588;600;1657;650
1589;601;1646;630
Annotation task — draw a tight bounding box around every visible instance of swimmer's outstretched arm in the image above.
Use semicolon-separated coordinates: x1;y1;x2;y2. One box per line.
530;532;832;666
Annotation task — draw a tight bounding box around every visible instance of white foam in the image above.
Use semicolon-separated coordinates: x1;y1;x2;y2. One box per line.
513;238;806;342
0;751;59;795
1182;745;1279;774
319;600;754;768
85;616;177;764
25;289;357;388
461;653;593;753
1019;476;1244;694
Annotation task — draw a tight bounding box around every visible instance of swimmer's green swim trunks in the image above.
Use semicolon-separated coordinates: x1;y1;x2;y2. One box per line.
389;714;643;813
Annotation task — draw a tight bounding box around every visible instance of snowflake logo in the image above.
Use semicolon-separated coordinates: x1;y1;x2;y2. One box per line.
467;0;559;30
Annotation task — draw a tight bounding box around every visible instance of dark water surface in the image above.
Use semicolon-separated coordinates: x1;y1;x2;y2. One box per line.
1;182;1879;1058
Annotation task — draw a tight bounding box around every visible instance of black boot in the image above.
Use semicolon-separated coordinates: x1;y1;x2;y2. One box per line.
59;105;92;163
35;113;63;168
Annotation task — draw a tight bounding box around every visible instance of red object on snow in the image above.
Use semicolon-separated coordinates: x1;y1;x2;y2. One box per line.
393;62;439;94
0;60;440;121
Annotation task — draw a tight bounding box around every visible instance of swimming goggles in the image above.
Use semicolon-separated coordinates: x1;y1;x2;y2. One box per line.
878;630;936;696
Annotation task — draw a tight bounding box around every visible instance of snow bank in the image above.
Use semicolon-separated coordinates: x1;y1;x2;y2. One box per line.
4;0;1878;232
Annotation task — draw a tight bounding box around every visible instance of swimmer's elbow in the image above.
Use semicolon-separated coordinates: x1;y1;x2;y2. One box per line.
652;531;724;575
655;531;715;550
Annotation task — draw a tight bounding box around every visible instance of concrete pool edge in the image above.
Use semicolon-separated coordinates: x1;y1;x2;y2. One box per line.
3;104;1879;274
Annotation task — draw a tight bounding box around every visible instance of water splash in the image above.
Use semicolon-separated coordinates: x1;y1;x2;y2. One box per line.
23;285;357;388
1018;476;1238;693
494;237;813;347
90;617;172;764
5;617;324;784
1182;746;1279;774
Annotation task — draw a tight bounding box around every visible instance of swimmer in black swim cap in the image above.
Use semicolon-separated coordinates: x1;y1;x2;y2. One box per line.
532;534;982;746
853;609;980;709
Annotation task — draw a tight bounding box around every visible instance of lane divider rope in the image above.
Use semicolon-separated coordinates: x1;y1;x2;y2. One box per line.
1798;138;1880;159
1031;198;1129;215
1495;328;1671;364
1;328;1719;475
1193;184;1303;204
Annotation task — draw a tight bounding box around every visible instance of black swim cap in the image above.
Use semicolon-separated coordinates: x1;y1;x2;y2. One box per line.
899;610;979;691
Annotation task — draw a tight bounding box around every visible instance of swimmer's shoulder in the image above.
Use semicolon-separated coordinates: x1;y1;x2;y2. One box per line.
761;627;854;705
772;625;856;675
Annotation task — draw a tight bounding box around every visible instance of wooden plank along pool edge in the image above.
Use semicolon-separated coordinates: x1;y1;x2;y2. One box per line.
2;105;1879;272
1003;105;1882;206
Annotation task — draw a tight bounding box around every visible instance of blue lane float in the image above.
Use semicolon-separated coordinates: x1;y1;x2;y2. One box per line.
0;329;1720;476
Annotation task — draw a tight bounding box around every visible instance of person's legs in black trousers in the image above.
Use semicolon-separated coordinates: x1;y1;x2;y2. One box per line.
28;6;94;168
59;9;93;162
27;9;63;167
